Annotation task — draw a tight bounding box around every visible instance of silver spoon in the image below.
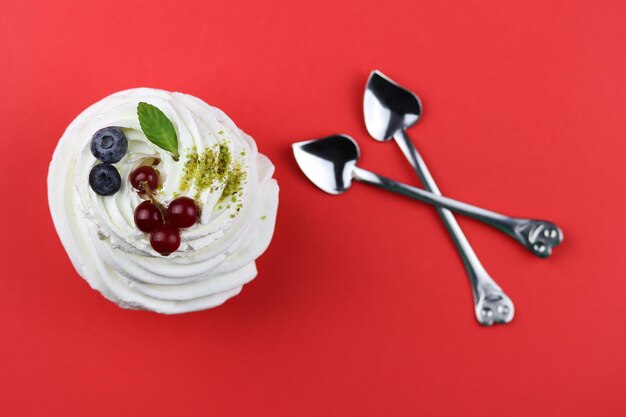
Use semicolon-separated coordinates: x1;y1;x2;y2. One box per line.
293;134;559;324
363;70;519;326
293;135;559;256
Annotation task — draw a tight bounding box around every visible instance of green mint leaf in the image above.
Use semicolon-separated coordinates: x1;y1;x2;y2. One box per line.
137;102;179;160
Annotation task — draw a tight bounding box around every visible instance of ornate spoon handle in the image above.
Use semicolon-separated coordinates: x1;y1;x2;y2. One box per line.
352;131;518;325
351;150;563;258
395;129;514;325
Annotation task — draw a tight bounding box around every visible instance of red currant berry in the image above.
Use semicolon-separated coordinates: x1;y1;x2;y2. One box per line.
134;201;163;233
150;224;181;256
130;166;158;192
167;197;198;228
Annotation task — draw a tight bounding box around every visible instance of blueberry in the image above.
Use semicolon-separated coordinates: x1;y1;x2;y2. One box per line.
89;163;121;196
90;127;128;163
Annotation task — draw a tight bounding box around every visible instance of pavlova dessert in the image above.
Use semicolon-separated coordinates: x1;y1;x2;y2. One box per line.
48;88;279;314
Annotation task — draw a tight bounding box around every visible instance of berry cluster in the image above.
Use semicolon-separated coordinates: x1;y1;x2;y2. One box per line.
130;166;198;256
89;127;128;196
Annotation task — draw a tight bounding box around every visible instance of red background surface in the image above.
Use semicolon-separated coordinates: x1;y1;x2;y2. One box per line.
1;0;625;415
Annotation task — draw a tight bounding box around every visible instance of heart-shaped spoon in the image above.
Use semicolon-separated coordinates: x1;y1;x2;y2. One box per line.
363;70;517;325
293;135;560;258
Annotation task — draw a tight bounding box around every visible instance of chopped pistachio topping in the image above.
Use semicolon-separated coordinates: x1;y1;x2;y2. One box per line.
217;144;231;177
220;162;246;202
179;151;198;192
178;143;247;215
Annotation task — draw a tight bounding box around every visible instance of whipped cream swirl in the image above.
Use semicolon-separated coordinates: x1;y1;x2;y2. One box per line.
48;88;279;314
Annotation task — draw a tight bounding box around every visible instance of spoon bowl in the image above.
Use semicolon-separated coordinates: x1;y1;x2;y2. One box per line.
292;135;359;195
364;70;423;141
